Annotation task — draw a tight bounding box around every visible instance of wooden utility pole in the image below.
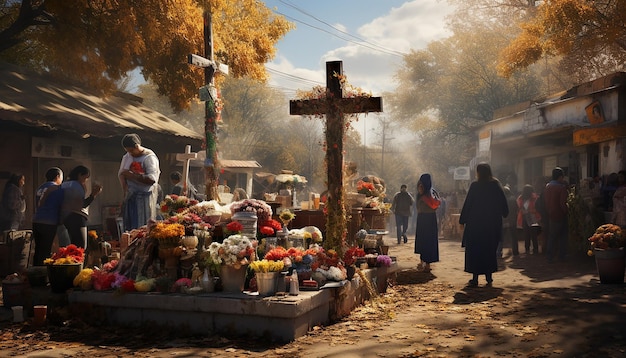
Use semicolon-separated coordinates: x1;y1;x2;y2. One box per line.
202;9;219;201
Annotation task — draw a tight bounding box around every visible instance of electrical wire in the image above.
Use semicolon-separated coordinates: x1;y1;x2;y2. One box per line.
276;0;405;57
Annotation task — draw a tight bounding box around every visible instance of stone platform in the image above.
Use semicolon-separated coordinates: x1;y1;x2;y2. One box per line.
68;264;398;342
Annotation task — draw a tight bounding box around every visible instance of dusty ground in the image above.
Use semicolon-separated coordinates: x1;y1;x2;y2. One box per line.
1;235;626;358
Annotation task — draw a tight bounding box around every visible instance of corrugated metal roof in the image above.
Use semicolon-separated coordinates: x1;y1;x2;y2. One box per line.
219;159;261;168
0;63;202;140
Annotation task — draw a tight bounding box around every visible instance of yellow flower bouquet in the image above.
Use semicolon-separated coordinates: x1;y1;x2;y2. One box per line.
149;222;185;247
250;259;285;273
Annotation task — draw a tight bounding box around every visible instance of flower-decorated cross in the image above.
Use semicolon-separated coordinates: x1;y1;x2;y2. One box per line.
289;61;383;254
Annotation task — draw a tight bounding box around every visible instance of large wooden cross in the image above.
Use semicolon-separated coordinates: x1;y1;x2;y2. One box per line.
289;61;383;253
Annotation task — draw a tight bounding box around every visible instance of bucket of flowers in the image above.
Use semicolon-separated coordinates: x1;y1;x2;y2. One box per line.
588;223;625;284
207;234;257;292
44;244;85;293
249;259;285;295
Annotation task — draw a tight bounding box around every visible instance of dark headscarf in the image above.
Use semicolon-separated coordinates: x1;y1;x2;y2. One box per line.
419;174;432;193
418;173;440;210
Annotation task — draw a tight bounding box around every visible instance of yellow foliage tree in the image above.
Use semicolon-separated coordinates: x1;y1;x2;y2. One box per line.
0;0;293;111
498;0;626;78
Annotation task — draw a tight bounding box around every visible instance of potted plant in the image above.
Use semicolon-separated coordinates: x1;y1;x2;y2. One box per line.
44;244;85;293
588;224;625;284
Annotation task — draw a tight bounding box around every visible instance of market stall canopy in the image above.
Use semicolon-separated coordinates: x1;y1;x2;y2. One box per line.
275;173;307;184
0;62;201;140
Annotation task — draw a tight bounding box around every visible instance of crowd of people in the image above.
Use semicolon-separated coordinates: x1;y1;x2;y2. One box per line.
387;163;626;288
0;133;171;267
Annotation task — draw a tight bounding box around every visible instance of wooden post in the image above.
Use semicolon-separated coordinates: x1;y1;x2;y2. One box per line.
175;145;197;196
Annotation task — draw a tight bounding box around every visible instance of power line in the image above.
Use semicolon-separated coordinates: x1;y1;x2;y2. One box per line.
278;0;406;57
273;10;404;58
266;67;323;87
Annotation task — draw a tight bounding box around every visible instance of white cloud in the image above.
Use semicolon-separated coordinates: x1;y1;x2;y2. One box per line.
268;1;454;97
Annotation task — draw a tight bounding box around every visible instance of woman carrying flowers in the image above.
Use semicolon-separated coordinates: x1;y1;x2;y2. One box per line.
118;133;161;231
415;173;441;272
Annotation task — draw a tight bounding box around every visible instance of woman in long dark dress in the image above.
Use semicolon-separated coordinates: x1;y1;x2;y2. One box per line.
415;173;441;272
459;163;508;287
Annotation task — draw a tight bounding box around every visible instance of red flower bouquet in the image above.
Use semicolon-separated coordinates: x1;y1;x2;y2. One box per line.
44;244;85;265
129;161;144;174
343;246;366;267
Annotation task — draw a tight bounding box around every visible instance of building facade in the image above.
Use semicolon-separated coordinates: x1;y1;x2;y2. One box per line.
477;72;626;194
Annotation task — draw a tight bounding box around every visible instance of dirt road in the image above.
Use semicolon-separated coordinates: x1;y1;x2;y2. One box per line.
1;235;625;357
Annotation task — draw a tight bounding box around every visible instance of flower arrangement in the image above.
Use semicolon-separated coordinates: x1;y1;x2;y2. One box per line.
310;247;340;271
167;212;204;235
264;247;290;261
249;259;285;273
279;209;296;223
343;246;366;267
172;278;193;293
73;268;94;290
44;244;84;265
160;194;199;218
193;222;212;243
224;221;243;236
588;224;625;254
357;180;376;197
134;277;156;292
258;219;282;238
207;234;256;269
230;199;273;222
376;254;393;267
149;222;184;247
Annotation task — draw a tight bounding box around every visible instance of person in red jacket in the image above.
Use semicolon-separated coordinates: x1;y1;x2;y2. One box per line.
516;184;541;255
543;167;569;262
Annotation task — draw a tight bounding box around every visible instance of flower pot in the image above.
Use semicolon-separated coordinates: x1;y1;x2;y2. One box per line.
220;265;247;293
594;248;625;284
256;271;279;295
47;263;82;293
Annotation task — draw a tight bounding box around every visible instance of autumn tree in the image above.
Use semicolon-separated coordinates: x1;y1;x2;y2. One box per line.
391;23;543;135
0;0;293;111
498;0;626;81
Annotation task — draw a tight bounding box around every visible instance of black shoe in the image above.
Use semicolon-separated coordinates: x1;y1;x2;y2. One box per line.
467;279;478;287
403;235;407;244
486;280;493;287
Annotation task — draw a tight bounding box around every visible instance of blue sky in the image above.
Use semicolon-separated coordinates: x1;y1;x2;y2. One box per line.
263;0;456;97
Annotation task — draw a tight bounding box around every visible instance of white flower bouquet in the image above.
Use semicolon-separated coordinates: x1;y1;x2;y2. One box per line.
207;234;257;269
